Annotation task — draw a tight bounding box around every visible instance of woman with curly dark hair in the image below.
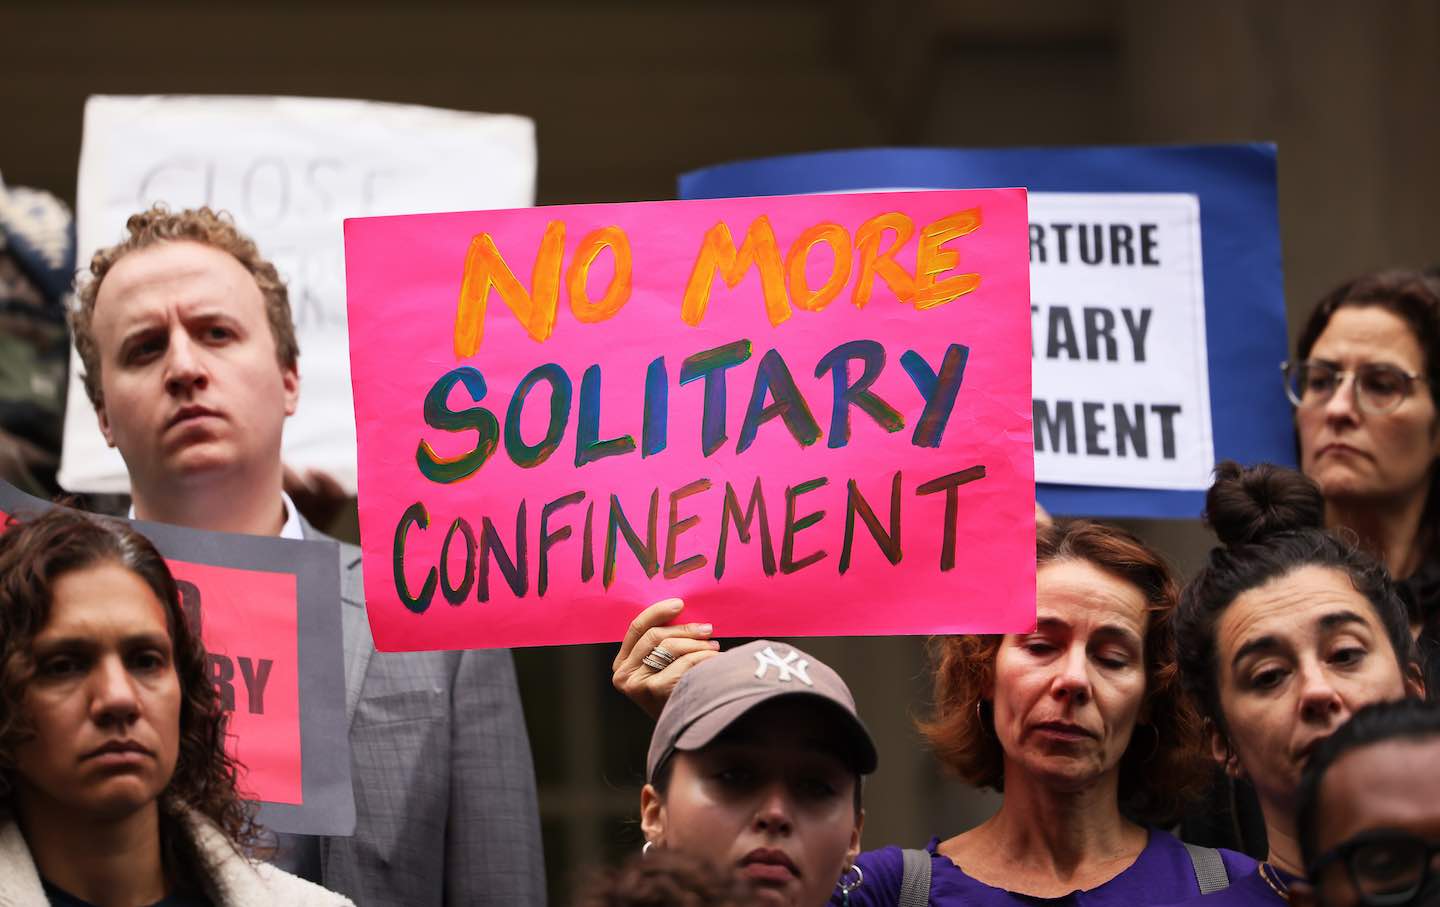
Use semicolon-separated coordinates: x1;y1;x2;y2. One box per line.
0;507;351;906
1167;462;1426;906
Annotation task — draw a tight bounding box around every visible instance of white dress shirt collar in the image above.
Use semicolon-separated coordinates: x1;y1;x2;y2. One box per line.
129;491;305;540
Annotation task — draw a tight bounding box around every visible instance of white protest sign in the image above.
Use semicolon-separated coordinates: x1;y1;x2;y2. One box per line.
1029;193;1213;490
61;95;536;494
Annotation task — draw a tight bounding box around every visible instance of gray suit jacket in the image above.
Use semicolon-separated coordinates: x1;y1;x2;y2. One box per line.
279;520;545;906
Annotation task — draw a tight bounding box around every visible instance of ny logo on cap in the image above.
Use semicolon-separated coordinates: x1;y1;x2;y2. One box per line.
753;646;812;685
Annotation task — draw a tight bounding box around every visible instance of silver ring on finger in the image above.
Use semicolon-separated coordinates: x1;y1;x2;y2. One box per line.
642;646;676;672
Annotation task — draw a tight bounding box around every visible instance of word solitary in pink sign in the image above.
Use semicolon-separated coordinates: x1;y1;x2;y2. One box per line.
344;190;1035;651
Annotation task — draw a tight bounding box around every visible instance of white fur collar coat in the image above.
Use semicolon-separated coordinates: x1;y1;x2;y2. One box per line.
0;811;353;907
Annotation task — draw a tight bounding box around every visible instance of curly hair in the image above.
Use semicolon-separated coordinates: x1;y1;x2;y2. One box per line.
1178;462;1418;734
576;849;754;907
0;507;262;853
919;519;1207;825
69;204;298;410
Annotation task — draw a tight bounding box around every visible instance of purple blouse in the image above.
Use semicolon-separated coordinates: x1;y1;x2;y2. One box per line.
839;829;1258;906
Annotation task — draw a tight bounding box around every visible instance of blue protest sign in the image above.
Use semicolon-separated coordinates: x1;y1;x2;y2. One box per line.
680;144;1291;518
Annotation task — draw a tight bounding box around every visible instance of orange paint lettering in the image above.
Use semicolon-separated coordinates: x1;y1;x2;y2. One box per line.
568;226;633;323
680;217;790;328
785;223;852;313
454;221;565;357
914;208;981;310
852;213;916;308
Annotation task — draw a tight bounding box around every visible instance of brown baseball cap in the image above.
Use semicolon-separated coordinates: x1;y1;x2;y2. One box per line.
645;639;879;781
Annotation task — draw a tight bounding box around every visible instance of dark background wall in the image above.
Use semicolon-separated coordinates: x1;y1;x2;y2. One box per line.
5;1;1438;901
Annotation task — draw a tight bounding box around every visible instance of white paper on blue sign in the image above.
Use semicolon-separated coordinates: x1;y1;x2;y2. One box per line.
1029;192;1214;490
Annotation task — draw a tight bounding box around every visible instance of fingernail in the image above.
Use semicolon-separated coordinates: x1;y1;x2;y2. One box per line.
662;598;684;610
708;640;721;649
694;623;713;635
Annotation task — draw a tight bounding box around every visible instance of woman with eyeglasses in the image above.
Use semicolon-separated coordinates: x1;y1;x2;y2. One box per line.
1282;270;1440;661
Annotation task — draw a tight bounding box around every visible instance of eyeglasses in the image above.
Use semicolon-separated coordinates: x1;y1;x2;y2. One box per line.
1309;829;1440;907
1281;360;1426;415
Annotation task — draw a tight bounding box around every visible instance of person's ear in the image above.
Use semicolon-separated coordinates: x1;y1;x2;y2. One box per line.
96;401;117;448
846;806;865;868
639;784;667;848
281;364;300;418
1208;720;1246;780
1289;878;1317;907
1405;660;1426;701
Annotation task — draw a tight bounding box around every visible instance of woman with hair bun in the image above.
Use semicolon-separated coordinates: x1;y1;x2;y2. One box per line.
1166;462;1426;905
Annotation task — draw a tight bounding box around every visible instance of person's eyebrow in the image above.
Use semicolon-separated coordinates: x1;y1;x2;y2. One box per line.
1035;616;1140;647
1231;634;1284;671
30;635;98;655
184;308;242;328
122;632;174;651
116;322;165;358
1091;624;1143;649
33;632;171;654
1033;617;1070;633
1318;610;1369;634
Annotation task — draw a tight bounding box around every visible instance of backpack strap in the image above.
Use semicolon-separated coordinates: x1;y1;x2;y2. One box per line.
1183;842;1231;895
898;848;933;907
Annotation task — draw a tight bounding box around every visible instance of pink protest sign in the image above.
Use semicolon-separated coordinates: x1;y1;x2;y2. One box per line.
168;561;302;805
345;190;1035;651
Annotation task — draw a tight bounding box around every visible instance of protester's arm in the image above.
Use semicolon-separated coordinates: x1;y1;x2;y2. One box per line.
447;648;547;906
612;598;721;719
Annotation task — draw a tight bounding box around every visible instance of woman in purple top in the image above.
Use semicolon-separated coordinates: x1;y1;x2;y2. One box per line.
845;520;1255;906
1161;463;1426;906
614;520;1255;905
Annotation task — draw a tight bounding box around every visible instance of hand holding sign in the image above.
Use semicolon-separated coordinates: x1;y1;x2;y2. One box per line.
612;598;721;719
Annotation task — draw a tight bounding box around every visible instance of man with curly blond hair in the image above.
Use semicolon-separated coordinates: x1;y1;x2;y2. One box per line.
70;205;545;906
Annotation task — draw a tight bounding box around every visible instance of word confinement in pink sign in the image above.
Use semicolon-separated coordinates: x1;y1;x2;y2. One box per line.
344;189;1035;650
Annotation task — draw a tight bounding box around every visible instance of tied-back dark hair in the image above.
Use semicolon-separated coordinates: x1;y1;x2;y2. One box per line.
1177;462;1418;729
0;508;261;852
920;519;1208;825
1296;698;1440;867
